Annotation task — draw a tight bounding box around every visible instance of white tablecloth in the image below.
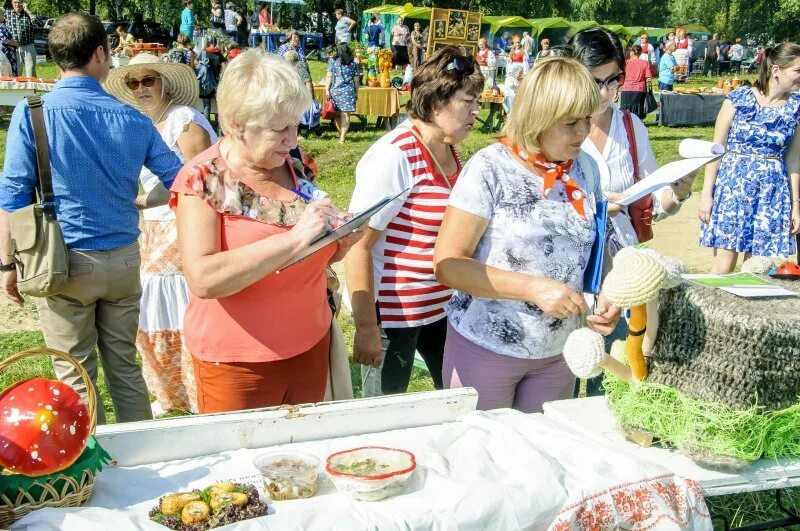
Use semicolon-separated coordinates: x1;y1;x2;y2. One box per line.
543;396;800;497
12;410;711;530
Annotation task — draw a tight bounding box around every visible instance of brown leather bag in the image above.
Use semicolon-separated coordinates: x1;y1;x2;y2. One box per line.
622;110;654;243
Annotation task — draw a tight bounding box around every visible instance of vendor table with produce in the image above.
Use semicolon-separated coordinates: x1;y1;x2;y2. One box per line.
313;85;401;128
7;389;713;530
657;91;726;127
129;43;168;57
0;78;54;107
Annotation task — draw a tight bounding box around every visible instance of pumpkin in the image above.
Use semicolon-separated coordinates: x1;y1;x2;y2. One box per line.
0;378;91;476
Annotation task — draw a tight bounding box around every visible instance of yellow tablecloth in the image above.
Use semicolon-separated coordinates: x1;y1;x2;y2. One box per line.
313;85;400;118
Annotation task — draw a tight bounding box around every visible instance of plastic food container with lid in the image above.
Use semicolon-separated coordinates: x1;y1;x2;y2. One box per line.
253;451;321;500
325;446;416;502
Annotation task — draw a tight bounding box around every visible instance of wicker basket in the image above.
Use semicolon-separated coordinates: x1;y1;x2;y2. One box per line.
0;348;100;528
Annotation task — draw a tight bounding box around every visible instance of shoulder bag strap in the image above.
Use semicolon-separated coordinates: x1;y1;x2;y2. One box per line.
621;110;640;184
26;95;54;205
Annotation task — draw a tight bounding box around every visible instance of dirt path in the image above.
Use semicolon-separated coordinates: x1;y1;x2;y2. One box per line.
648;195;713;272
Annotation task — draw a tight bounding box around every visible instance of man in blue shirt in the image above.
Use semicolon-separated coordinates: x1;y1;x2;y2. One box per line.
180;0;195;37
0;12;183;424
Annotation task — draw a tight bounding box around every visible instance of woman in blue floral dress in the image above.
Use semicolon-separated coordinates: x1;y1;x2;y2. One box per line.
699;43;800;273
325;43;360;143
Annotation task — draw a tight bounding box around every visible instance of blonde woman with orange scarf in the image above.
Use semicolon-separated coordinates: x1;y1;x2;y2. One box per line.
434;57;620;413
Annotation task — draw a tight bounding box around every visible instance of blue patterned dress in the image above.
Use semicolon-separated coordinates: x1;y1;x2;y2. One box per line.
700;87;800;257
327;58;358;112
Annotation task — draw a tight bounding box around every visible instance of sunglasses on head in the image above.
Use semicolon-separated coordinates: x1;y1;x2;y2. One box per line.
125;75;160;90
595;72;625;89
445;55;476;76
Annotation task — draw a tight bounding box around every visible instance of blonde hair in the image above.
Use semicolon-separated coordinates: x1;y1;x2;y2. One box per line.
502;57;599;154
216;49;311;136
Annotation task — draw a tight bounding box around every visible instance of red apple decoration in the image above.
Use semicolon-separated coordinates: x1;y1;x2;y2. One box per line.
0;378;91;476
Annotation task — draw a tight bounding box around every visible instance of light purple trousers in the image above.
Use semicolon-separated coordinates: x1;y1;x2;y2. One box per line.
442;322;576;413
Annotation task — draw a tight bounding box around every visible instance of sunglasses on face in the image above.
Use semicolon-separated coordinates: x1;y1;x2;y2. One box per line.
125;75;160;90
595;72;625;89
445;56;476;76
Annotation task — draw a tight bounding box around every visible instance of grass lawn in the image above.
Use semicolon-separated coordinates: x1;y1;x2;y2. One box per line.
0;62;795;528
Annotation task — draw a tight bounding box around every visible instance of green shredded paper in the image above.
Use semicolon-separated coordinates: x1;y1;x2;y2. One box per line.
603;374;800;462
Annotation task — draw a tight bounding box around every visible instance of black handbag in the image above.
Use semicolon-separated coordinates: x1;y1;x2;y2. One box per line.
643;82;658;115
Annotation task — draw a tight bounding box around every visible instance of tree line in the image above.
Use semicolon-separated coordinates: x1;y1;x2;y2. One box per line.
14;0;797;44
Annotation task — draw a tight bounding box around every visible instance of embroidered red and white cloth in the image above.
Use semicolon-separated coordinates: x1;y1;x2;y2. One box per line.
551;475;709;530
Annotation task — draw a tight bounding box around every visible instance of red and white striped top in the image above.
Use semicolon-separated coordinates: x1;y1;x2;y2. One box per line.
349;125;461;328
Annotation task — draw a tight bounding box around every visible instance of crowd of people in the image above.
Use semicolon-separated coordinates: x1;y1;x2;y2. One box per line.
0;11;798;424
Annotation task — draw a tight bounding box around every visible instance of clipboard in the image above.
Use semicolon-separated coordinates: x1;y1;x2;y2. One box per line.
277;187;410;272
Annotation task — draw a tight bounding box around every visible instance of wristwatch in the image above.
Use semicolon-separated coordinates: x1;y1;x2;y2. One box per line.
0;261;16;272
671;187;692;205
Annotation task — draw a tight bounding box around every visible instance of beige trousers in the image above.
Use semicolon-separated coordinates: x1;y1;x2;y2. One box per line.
36;242;152;424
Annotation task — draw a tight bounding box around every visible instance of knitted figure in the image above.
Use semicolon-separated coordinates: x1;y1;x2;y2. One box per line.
566;247;800;469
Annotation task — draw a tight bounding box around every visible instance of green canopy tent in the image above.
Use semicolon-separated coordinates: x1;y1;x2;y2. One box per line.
359;5;432;49
625;26;647;38
601;24;632;43
480;16;535;49
526;17;571;51
569;20;600;34
643;27;671;39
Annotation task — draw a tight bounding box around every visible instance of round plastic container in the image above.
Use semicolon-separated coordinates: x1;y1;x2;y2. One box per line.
325;447;416;502
253;451;320;501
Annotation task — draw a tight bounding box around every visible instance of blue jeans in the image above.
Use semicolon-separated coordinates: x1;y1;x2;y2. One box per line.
658;81;673;91
227;30;238;42
202;97;213;123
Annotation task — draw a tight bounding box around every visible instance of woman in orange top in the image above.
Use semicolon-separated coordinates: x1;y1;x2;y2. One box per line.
171;50;362;413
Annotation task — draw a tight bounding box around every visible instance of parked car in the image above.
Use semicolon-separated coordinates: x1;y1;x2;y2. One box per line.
33;27;48;56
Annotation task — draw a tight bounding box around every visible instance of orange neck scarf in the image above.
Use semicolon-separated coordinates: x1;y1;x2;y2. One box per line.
499;137;586;219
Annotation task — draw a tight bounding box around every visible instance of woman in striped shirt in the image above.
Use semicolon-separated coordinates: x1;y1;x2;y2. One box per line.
346;46;483;396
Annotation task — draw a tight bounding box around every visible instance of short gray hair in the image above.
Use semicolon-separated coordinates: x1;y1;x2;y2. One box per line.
217;49;311;136
284;50;300;64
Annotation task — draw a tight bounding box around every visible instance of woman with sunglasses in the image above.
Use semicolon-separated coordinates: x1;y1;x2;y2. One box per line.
434;57;620;414
105;53;216;415
567;28;695;395
345;46;482;397
569;28;694;252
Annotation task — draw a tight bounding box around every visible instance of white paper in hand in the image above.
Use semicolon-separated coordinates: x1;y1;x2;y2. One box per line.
615;139;724;207
678;139;725;158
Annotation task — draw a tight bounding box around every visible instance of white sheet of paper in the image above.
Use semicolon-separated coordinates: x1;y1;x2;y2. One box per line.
615;140;723;207
616;155;720;206
721;286;800;298
678;139;725;159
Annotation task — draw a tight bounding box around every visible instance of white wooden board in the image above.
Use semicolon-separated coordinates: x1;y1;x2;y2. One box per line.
96;388;478;467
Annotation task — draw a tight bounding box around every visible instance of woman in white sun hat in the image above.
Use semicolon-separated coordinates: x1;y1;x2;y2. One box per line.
105;53;216;416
